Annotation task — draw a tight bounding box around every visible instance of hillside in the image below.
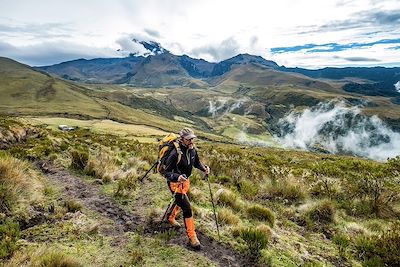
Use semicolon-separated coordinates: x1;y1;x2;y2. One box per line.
3;56;400;157
1;53;400;266
0;57;217;137
0;57;107;117
38;56;144;84
1;118;400;266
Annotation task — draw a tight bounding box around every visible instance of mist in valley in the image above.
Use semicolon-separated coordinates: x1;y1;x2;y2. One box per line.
276;101;400;161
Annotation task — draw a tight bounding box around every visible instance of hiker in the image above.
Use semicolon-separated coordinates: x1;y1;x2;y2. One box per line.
163;127;210;250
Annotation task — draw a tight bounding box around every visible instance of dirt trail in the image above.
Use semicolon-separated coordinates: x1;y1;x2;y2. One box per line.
37;161;140;234
37;162;253;267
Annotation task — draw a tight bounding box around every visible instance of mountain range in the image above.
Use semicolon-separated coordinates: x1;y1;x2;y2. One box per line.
2;39;400;148
37;41;400;98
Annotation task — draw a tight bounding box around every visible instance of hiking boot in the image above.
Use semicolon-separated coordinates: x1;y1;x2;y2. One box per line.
168;218;182;228
189;234;201;250
168;205;181;228
185;217;201;250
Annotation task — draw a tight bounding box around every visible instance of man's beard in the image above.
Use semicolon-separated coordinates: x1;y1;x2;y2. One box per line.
188;144;194;149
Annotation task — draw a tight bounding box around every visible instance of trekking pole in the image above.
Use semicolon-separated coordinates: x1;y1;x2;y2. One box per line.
139;161;158;182
206;174;221;240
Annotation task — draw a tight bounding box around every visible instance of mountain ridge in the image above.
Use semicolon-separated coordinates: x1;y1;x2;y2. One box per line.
35;51;400;97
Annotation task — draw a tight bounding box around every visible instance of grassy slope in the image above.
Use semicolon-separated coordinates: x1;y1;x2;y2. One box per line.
0;57;106;117
1;119;399;266
0;58;221;141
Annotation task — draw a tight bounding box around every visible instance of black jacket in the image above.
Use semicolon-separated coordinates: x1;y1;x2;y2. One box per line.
164;141;206;182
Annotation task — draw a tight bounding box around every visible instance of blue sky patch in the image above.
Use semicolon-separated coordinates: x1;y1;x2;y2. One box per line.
271;38;400;54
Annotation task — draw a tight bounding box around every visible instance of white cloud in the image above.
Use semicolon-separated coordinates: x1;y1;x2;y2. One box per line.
395;81;400;92
0;0;399;67
277;101;400;161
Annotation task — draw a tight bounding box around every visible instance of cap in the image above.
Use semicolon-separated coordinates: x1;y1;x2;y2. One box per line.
180;127;197;139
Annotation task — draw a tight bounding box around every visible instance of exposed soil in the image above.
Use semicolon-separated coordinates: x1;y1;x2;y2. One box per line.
36;161;254;267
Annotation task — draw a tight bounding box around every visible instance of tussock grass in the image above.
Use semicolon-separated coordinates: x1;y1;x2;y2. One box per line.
64;199;82;213
70;149;89;171
30;249;83;267
0;218;20;260
263;176;307;203
215;189;242;211
0;154;43;214
247;204;275;227
355;222;400;266
232;225;271;260
218;208;240;226
238;179;259;200
306;199;336;227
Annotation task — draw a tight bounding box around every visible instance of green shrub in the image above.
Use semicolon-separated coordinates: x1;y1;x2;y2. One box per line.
340;161;400;217
306;200;336;226
218;208;240;225
238;179;259;200
216;175;232;184
247;204;275;227
114;172;138;197
64;199;82;213
309;175;340;199
332;233;350;257
0;218;20;259
70;149;88;170
0;155;30;214
32;250;83;267
355;222;400;266
234;226;271;259
265;181;307;204
216;190;241;210
387;155;400;172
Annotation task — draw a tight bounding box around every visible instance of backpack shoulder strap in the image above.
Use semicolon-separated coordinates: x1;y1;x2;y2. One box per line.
173;141;182;164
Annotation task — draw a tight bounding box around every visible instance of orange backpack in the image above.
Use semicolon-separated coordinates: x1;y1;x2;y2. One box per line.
157;133;182;174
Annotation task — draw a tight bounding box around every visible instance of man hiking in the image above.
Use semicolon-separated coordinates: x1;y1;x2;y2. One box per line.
163;127;210;250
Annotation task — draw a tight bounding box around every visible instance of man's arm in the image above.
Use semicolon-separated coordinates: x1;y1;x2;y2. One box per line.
193;150;209;174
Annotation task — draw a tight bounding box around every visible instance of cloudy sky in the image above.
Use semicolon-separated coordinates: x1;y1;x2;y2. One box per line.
1;0;399;68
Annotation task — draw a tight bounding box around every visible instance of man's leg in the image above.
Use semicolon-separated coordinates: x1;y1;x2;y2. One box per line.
175;194;201;250
167;203;181;227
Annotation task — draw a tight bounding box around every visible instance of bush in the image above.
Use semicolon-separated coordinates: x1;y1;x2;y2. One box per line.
309;175;340;199
233;226;271;259
216;175;232;184
114;171;138;197
218;208;240;225
0;218;20;259
32;250;83;267
70;149;88;170
238;179;259;200
64;199;82;213
332;233;350;257
355;222;400;266
275;182;306;203
216;189;241;211
247;204;275;227
306;200;336;227
0;155;30;214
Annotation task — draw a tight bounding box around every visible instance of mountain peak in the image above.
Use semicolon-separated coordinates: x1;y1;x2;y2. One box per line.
226;53;279;68
132;39;168;56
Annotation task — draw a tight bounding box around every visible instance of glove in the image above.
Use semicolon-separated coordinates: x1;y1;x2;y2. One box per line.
177;174;187;182
204;165;210;175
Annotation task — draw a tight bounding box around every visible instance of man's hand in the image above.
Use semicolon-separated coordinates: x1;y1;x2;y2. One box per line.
204;165;210;175
178;174;187;182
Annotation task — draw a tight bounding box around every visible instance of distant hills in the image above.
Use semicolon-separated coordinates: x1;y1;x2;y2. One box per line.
36;44;400;100
2;41;400;143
